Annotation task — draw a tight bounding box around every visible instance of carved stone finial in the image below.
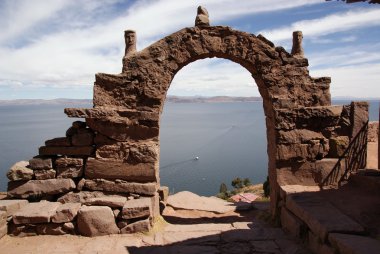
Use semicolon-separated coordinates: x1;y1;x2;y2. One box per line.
124;30;136;57
291;31;304;57
195;6;210;27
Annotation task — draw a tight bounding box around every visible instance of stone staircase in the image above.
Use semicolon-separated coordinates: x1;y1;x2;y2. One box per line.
280;170;380;254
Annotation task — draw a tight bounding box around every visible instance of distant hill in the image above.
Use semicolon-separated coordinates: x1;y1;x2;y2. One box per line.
0;96;378;106
0;99;92;106
165;96;262;103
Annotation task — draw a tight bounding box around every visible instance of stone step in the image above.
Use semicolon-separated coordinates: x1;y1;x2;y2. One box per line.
286;192;365;241
329;233;380;254
12;202;61;224
0;200;29;216
349;170;380;192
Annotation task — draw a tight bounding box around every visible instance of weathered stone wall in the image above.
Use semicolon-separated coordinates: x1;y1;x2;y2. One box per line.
3;7;369;237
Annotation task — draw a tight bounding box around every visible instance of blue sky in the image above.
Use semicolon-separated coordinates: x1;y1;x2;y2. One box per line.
0;0;379;99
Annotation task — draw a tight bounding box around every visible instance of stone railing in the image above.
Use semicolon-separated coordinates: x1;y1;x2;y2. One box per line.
319;121;368;189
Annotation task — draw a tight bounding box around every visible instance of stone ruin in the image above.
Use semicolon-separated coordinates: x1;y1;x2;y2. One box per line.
0;7;370;238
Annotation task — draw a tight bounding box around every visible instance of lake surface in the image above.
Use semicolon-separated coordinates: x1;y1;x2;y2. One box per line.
0;100;378;195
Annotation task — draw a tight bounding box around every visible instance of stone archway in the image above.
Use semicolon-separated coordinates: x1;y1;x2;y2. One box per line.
7;7;368;237
73;21;336;214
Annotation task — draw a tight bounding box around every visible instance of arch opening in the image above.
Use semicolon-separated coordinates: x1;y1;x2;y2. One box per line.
159;58;268;197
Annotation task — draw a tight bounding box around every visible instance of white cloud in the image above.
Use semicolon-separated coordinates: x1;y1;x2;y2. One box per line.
259;8;380;43
169;59;259;97
308;43;380;68
0;0;69;44
310;63;380;98
0;0;323;98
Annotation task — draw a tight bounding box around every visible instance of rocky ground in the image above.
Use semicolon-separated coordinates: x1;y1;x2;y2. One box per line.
0;191;312;254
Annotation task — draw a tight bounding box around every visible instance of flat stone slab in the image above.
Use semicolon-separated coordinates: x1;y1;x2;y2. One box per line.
167;191;235;214
51;203;81;223
12;202;61;224
84;179;157;196
8;179;76;198
329;233;380;254
0;199;29;216
77;205;119;236
84;196;127;208
286;192;365;240
164;223;233;232
121;198;151;219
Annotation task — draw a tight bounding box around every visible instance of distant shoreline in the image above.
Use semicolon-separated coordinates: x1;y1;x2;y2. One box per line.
0;96;378;106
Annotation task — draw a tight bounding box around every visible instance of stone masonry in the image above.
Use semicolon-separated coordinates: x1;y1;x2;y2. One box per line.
3;6;369;239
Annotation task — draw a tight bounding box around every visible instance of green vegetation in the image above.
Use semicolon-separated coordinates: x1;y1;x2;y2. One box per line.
216;177;268;201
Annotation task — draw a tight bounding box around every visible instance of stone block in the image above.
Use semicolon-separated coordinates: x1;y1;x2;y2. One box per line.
121;198;151;219
85;158;157;182
55;157;83;167
120;218;151;234
277;129;326;144
84;196;127;208
86;118;159;141
0;199;29;216
280;207;305;238
12;201;61;224
29;157;53;170
51;203;81;223
39;146;94;156
328;136;349;158
368;121;378;142
329;233;380;254
350;101;369;138
7;179;76;198
56;166;83;178
158;186;169;203
77;205;119;236
84;179;158;196
57;191;108;204
276;141;328;162
34;169;56;180
286;192;365;241
45;137;71;147
275;106;343;131
72;131;94;146
277;158;339;186
6;161;34;181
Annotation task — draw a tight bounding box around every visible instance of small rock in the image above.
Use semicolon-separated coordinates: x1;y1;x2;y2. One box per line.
51;203;81;223
120;218;151;234
34;169;56;180
6;161;34;181
158;186;169;203
85;196;127;208
12;201;61;224
77;205;119;236
121;198;151;219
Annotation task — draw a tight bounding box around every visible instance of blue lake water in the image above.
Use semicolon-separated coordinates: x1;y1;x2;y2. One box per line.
0;100;378;195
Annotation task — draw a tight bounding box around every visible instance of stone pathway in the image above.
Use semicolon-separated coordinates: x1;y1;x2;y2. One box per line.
0;200;312;254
